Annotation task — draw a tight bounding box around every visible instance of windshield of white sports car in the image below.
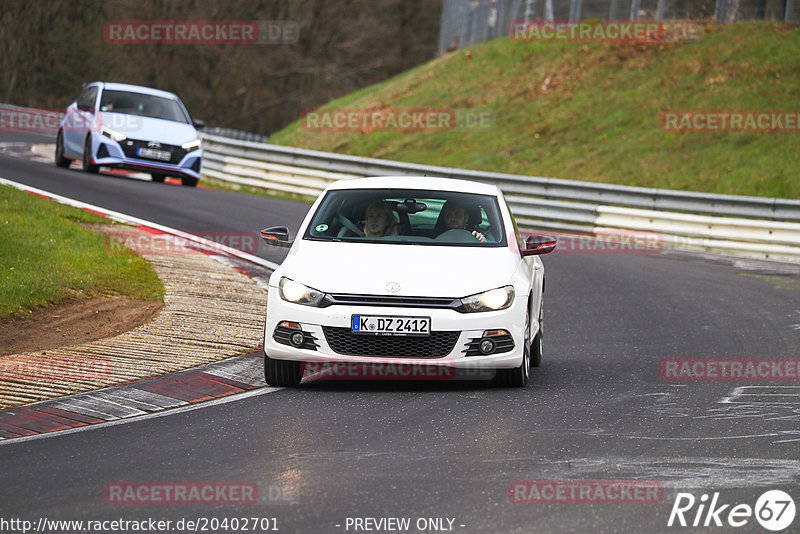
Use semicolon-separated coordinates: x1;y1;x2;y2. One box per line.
304;188;507;246
99;90;190;123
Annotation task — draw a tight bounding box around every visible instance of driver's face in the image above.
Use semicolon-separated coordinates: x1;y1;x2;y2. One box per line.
444;206;468;229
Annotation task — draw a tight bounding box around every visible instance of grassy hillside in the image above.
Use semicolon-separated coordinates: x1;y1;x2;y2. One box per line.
272;23;800;199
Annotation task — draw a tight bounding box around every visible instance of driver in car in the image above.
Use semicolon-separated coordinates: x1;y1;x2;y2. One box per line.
440;201;487;243
363;201;398;238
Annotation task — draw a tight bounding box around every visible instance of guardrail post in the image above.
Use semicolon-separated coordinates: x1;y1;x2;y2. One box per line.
569;0;583;21
715;0;728;22
629;0;641;20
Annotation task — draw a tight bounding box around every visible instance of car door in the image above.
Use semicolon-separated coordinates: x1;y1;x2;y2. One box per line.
63;85;99;156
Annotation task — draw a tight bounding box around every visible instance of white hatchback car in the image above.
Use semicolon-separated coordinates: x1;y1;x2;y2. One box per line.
260;177;556;387
55;82;203;186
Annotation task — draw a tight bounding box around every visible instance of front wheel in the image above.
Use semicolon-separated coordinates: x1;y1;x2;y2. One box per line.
151;173;166;183
531;303;543;368
55;131;71;168
181;176;198;187
264;354;303;387
494;304;531;387
82;136;99;173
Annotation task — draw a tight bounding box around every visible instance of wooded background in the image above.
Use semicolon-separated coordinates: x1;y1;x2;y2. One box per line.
0;0;442;135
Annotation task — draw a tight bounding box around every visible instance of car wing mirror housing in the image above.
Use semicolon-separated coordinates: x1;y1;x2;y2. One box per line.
260;226;293;248
193;119;205;130
521;235;557;256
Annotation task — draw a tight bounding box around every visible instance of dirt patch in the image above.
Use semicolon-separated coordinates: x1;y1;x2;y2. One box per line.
0;297;163;356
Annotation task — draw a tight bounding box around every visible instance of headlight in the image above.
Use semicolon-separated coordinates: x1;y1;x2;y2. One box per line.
101;126;126;142
278;277;325;307
457;285;514;313
181;138;202;150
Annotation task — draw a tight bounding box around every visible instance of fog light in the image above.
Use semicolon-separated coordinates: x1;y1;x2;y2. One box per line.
479;339;495;354
290;332;305;347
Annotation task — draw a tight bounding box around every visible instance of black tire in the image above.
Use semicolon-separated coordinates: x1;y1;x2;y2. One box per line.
55;131;71;168
181;176;198;187
494;303;531;387
531;302;543;368
264;354;303;387
82;136;99;173
151;173;166;183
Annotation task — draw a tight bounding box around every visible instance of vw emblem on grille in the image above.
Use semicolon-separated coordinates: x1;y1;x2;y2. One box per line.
147;141;161;148
385;282;401;293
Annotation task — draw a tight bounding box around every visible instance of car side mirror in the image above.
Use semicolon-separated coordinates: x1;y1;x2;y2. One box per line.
521;235;557;256
193;119;205;130
260;226;293;248
77;103;94;112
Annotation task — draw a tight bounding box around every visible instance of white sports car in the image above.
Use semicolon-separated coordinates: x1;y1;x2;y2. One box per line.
260;176;556;387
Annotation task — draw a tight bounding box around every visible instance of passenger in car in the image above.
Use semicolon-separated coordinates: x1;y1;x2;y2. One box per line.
363;202;398;238
438;201;487;242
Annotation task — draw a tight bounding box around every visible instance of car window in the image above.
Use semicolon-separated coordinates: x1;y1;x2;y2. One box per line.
77;86;98;110
99;90;189;123
304;188;506;247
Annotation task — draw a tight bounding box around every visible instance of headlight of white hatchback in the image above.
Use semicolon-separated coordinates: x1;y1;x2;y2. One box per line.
278;277;325;306
181;138;202;150
101;126;126;142
457;285;515;313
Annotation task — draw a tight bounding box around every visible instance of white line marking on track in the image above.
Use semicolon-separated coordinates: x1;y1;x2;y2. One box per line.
0;386;282;446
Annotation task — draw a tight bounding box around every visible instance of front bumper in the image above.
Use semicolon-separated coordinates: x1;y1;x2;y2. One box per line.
263;288;529;371
90;133;202;179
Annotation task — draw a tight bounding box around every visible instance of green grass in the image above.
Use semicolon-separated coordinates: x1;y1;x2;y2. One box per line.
271;22;800;199
0;185;164;319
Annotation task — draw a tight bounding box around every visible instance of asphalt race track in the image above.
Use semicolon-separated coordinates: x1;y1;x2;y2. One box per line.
2;132;800;533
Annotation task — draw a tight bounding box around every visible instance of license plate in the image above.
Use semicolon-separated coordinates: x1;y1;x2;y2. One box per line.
352;315;430;336
137;147;172;161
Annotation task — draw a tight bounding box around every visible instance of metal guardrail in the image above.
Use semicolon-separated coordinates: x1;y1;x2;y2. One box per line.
201;133;800;221
200;133;800;262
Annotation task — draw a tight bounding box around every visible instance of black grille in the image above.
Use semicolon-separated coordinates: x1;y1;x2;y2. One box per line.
322;294;459;309
273;325;318;351
322;327;459;358
120;139;187;164
96;143;110;159
463;333;514;356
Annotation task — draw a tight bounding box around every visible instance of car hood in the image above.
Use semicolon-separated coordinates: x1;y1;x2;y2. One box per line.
274;240;521;298
102;113;198;145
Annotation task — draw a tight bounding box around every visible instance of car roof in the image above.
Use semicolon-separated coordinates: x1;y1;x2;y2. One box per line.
327;176;501;196
90;82;180;100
